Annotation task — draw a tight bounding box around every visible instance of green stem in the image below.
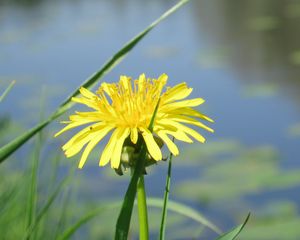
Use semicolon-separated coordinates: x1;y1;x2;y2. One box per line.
137;175;149;240
159;140;174;240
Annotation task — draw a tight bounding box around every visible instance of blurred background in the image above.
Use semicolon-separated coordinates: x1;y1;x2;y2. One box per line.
1;0;300;239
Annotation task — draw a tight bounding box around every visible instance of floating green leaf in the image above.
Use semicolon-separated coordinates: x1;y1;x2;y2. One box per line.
289;50;300;65
248;16;279;31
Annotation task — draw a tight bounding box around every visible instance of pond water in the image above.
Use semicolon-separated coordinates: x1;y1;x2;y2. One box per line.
1;0;300;239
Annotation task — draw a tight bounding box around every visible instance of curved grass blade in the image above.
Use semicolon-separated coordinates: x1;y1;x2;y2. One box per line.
57;201;119;240
114;100;161;240
55;196;221;240
0;80;15;103
0;0;190;163
57;211;98;240
216;213;250;240
159;140;174;240
148;198;222;235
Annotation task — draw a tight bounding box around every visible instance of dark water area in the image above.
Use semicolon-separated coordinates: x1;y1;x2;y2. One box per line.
1;0;300;239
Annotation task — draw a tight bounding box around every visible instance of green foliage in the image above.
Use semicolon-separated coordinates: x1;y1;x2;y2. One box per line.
148;198;221;235
248;16;279;31
216;214;250;240
0;144;70;240
289;50;300;65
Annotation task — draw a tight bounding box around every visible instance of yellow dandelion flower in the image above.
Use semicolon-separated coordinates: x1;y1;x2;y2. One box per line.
55;74;213;169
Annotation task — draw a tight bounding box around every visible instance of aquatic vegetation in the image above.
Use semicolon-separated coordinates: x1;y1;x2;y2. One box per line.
176;142;300;202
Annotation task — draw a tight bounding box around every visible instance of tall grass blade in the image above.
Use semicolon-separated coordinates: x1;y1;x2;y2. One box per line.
53;189;71;239
23;175;69;240
25;87;45;239
25;134;41;239
159;140;174;240
57;202;120;240
0;80;15;103
216;213;250;240
148;198;222;234
0;0;190;163
0;184;18;216
114;100;161;240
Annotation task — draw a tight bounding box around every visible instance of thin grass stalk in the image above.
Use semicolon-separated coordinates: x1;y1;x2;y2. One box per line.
54;188;72;239
50;152;63;189
0;80;15;103
159;140;174;240
25;86;46;240
25;134;40;240
137;175;149;240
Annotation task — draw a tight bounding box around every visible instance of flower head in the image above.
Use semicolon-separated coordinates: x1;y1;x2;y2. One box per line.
55;74;213;169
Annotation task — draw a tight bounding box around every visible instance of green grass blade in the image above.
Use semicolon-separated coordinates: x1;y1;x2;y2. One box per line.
57;211;98;240
0;0;189;164
25;88;46;238
148;198;222;235
114;100;161;240
53;195;221;240
25;134;41;236
0;184;18;216
0;119;51;163
159;141;174;240
23;175;69;240
216;213;250;240
0;80;15;103
53;189;71;239
57;202;120;240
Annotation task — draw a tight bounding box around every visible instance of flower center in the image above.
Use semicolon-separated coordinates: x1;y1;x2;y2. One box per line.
97;75;166;129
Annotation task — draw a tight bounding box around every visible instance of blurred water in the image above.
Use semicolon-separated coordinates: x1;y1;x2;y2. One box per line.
1;0;300;239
